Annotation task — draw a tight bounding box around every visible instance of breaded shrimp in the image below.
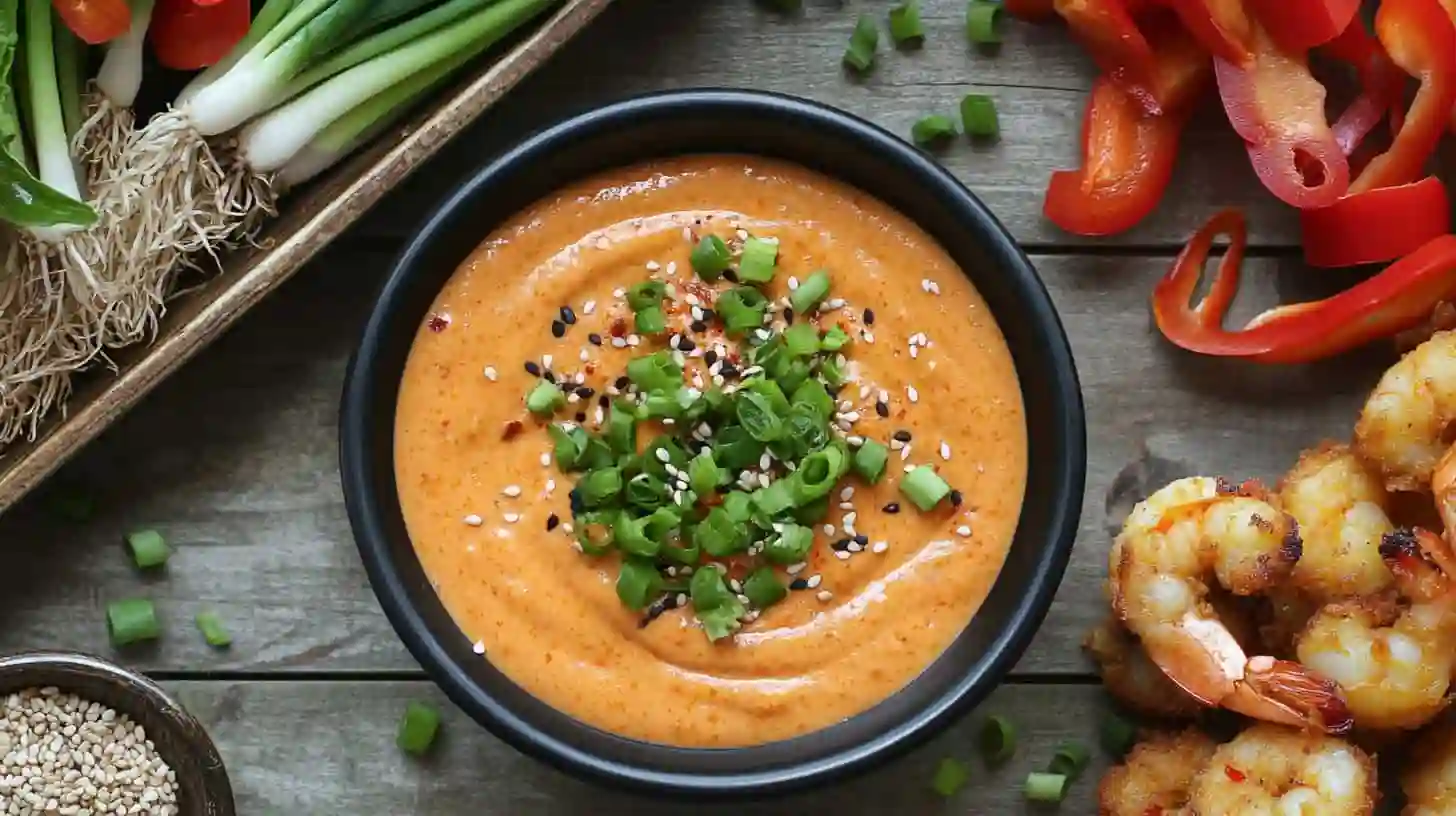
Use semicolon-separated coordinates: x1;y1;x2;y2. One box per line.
1297;529;1456;732
1086;619;1202;720
1111;476;1352;733
1279;443;1396;600
1097;728;1217;816
1403;722;1456;815
1189;724;1378;815
1355;330;1456;493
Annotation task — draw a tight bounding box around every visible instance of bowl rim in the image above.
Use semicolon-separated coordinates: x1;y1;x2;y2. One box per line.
341;88;1086;798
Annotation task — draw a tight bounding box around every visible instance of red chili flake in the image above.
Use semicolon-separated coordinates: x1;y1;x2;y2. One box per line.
500;420;524;442
1224;765;1246;783
584;362;598;375
609;318;627;338
427;313;450;332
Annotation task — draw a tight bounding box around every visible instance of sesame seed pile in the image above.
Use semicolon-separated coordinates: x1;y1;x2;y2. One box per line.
0;688;178;816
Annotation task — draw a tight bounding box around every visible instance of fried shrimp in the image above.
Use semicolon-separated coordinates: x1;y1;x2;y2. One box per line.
1086;619;1203;720
1402;722;1456;815
1097;728;1217;816
1189;724;1378;815
1111;477;1352;733
1279;444;1396;600
1297;529;1456;732
1355;330;1456;493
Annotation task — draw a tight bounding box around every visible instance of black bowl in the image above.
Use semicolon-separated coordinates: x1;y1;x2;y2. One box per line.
341;89;1086;799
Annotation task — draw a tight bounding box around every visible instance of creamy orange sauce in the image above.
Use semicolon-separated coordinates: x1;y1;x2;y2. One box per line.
394;156;1028;747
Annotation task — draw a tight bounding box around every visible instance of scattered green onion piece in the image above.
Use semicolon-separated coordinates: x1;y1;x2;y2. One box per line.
965;0;1003;44
783;323;821;357
820;356;848;388
820;325;852;352
627;352;684;392
794;495;832;525
635;305;667;335
714;425;766;470
979;715;1017;766
579;437;614;471
795;443;851;502
626;281;667;311
791;380;835;420
844;42;875;72
774;405;829;461
578;468;623;508
764;523;814;564
616;558;662;610
737;392;786;442
1024;772;1069;803
106;598;160;647
1048;741;1092;781
742;377;791;412
777;360;811;394
660;532;701;566
743;567;787;609
718;287;770;334
525;380;565;416
613;513;663;558
689;450;724;496
901;465;952;511
694;507;750;557
644;387;697;420
690;568;745;642
751;479;798;519
721;490;754;523
548;424;588;471
853;440;889;484
698;604;743;642
911;115;958;148
790;269;832;314
889;2;925;46
843;14;879;73
195;611;232;648
396;702;441;756
737;237;779;284
125;530;171;569
931;757;969;797
960;93;1000;140
690;234;731;280
605;403;637;455
1100;712;1138;757
575;511;618;555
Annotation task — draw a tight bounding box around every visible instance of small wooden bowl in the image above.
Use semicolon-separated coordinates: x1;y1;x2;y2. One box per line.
0;651;234;815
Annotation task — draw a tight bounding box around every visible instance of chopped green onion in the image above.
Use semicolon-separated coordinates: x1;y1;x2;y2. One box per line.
605;403;637;455
549;424;588;471
979;715;1016;766
627;352;683;392
844;15;879;73
751;479;797;519
689;450;723;496
195;611;232;648
643;387;697;420
960;93;1000;140
795;443;851;502
737;237;779;284
791;380;835;420
1100;712;1138;757
901;465;952;511
635;305;667;335
764;523;815;564
1048;741;1092;781
783;323;821;357
106;599;160;647
794;495;832;525
616;558;662;610
396;702;441;756
844;42;875;72
911;114;958;148
525;380;564;416
626;473;669;509
721;490;754;523
578;468;623;508
931;757;969;797
690;568;745;641
660;532;701;566
626;281;667;311
691;234;732;280
790;269;832;314
613;511;669;558
737;392;786;442
820;325;852;352
575;511;617;555
125;530;171;569
714;425;766;470
1024;772;1069;803
699;604;743;642
579;437;614;471
743;567;787;608
694;507;750;557
777;360;811;394
965;0;1003;44
774;405;829;461
889;2;925;46
820;356;847;388
852;440;889;484
718;287;769;334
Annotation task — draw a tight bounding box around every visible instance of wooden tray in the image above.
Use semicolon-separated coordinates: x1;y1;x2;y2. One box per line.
0;0;613;515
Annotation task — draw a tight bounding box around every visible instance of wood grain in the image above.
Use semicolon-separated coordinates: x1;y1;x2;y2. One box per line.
0;245;1392;675
164;680;1122;814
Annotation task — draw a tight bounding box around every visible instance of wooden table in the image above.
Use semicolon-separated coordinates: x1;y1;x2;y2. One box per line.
0;2;1415;812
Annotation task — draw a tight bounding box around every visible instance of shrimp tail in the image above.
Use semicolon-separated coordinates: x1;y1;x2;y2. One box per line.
1381;528;1456;602
1237;656;1355;735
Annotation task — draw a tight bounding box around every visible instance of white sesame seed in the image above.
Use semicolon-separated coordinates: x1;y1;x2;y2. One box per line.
872;541;889;554
483;366;498;381
758;472;772;488
611;336;627;348
900;445;912;461
786;562;808;575
839;502;856;511
562;523;574;534
655;448;671;463
957;525;972;537
822;524;836;536
645;261;661;272
826;298;846;309
843;512;858;526
940;442;952;460
463;514;483;527
546;479;556;493
759;452;772;470
848;541;863;552
567;393;581;404
834;550;851;561
582;300;596;315
627;334;641;347
841;411;861;422
840;487;855;505
503;485;522;497
787;276;799;290
666;261;678;276
542;354;553;368
890;439;905;451
540;453;552;467
807;574;823;589
473;640;486;655
907;385;920;403
863;331;875;344
846;435;865;447
817;590;834;602
909;345;919;359
736;229;749;241
504;513;521;523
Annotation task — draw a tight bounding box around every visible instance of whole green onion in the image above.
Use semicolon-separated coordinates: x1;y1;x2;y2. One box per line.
1024;772;1069;803
627;352;683;392
578;468;623;508
784;323;821;357
616;558;662;610
691;234;731;280
979;715;1017;766
901;465;952;511
1048;741;1091;781
960;93;1000;139
718;287;769;334
737;237;779;284
635;305;667;335
930;757;968;797
911;115;958;147
195;611;232;648
853;439;889;484
694;507;750;557
525;381;565;416
820;325;852;352
889;1;925;46
125;530;171;570
626;281;667;311
689;450;724;496
764;523;814;564
965;0;1003;44
790;269;832;314
743;567;787;608
107;598;160;647
396;702;441;756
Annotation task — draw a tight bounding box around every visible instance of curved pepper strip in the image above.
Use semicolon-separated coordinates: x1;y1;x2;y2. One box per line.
1154;210;1456;364
1322;17;1406;156
1247;0;1360;52
1166;0;1253;65
1214;24;1350;209
1348;0;1456;194
1300;177;1452;268
1053;0;1161;113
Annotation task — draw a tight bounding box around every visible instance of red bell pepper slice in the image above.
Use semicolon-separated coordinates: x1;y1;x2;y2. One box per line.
1054;0;1162;111
150;0;251;71
1347;0;1456;194
1247;0;1360;52
1005;0;1057;21
1300;177;1452;268
1165;0;1253;66
51;0;130;44
1214;24;1350;209
1322;18;1406;156
1154;209;1456;364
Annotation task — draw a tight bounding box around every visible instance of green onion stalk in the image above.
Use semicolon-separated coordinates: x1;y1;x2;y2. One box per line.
73;0;153;192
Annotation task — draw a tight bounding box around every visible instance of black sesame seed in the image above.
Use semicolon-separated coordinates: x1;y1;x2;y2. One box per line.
892;429;912;443
883;502;901;514
723;269;739;283
679;338;696;352
949;489;964;507
690;320;708;333
854;534;869;546
614;375;630;390
569;488;584;516
574;411;587;423
543;371;557;384
789;578;810;591
524;361;541;376
588;333;603;346
598;394;610;408
545;513;560;531
551;320;566;338
704;349;719;365
560;306;577;325
875;401;890;418
719;365;739;379
700;308;716;322
831;538;852;552
784;307;795;325
575;386;595;399
863;308;876;326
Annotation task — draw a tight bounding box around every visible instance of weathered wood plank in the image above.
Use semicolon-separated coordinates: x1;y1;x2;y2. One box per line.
163;680;1118;814
0;244;1389;674
357;0;1303;248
